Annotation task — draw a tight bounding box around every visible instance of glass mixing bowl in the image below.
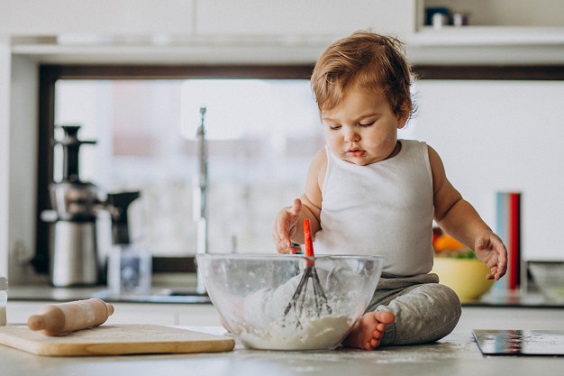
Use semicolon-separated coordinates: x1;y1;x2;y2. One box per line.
196;253;384;350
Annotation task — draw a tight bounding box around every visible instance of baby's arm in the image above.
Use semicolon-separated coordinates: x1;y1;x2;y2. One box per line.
272;149;325;254
429;146;507;280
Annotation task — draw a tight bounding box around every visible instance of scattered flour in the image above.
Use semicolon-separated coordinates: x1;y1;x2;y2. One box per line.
234;315;353;350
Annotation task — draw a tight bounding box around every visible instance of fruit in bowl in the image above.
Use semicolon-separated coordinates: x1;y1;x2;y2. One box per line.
196;253;384;350
432;258;494;303
432;230;494;302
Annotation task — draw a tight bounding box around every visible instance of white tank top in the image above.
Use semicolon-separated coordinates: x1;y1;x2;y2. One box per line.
314;139;435;276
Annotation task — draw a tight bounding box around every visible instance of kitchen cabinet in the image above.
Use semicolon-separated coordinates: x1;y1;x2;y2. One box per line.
6;301;221;326
4;0;564;64
0;0;196;35
195;0;415;38
3;0;416;65
1;0;415;38
107;303;222;326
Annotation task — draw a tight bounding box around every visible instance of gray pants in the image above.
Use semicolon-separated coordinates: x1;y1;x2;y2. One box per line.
366;273;461;346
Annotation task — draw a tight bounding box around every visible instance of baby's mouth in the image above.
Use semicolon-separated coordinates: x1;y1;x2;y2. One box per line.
346;148;365;158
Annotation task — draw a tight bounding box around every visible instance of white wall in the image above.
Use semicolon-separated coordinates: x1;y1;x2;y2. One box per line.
7;55;39;283
0;50;40;282
0;38;10;278
410;80;564;261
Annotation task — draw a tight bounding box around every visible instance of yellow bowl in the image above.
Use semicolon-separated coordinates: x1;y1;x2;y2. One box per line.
431;258;494;303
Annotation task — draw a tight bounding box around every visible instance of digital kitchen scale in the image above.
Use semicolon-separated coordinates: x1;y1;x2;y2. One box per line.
473;329;564;356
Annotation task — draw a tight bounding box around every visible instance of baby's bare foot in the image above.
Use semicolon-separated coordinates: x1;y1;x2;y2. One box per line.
343;311;395;350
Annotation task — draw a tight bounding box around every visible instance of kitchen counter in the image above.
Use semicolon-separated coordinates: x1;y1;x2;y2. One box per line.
7;274;211;304
1;307;564;376
7;282;564;308
5;276;217;328
8;284;211;304
466;289;564;308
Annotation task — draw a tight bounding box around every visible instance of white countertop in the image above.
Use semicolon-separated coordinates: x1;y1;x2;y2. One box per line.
2;307;564;376
7;283;563;308
7;274;212;304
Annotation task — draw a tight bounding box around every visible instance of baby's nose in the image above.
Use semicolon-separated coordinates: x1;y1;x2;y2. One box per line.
344;128;360;142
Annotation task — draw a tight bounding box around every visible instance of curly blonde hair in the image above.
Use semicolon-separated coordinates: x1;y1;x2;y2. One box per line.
311;31;415;119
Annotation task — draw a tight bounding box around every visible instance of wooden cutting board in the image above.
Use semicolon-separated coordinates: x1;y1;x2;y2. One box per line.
0;324;235;356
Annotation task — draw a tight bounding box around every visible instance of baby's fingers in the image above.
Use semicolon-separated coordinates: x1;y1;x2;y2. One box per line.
272;223;293;254
272;198;303;254
272;217;296;254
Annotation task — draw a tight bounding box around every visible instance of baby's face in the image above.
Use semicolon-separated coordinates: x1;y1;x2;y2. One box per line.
321;84;407;166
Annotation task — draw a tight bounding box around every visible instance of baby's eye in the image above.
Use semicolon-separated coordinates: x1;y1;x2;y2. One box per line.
328;124;341;130
358;121;375;127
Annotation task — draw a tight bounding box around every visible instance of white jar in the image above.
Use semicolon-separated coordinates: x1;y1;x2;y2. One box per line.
432;12;448;30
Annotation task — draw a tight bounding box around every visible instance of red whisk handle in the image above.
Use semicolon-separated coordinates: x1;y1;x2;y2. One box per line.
303;218;314;258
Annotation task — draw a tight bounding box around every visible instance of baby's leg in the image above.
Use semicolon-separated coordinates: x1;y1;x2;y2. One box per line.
376;283;461;346
342;311;395;350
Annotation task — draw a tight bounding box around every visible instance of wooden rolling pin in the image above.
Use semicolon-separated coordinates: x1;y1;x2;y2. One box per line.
27;298;114;336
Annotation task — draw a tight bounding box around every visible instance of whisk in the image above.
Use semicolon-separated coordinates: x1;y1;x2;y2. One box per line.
283;218;332;324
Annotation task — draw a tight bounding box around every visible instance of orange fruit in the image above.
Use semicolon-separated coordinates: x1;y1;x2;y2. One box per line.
433;234;465;252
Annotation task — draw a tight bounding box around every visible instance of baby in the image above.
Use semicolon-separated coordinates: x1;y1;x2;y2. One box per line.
272;31;507;350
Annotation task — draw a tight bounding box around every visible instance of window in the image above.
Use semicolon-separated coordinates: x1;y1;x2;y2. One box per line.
37;64;562;273
35;65;319;273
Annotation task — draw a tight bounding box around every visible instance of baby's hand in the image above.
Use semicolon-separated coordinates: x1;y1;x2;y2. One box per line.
272;198;302;254
474;230;508;281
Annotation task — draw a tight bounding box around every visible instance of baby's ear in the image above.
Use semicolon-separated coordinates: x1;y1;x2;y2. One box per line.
396;102;411;129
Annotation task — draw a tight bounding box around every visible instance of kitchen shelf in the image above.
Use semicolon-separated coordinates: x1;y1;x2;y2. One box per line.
417;0;564;48
407;23;564;64
410;26;564;47
11;41;326;65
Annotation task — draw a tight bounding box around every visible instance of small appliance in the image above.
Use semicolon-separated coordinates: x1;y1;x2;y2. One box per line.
42;125;102;287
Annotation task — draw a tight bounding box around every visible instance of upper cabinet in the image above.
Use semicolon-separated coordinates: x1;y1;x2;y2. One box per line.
2;0;564;64
0;0;196;35
2;0;416;64
195;0;415;37
0;0;415;37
